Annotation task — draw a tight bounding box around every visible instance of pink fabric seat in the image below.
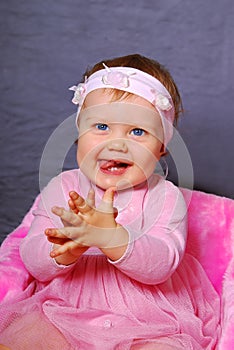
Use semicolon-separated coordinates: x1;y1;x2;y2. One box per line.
0;188;234;349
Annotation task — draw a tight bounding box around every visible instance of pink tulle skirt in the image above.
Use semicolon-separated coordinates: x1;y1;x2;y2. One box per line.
0;254;220;349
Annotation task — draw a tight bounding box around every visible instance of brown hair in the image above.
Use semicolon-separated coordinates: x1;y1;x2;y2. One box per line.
82;53;183;124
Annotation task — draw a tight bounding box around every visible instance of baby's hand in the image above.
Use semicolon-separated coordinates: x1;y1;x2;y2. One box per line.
45;190;95;264
68;188;95;214
45;188;120;260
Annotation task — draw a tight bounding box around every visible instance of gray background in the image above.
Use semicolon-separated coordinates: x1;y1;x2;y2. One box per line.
0;0;234;244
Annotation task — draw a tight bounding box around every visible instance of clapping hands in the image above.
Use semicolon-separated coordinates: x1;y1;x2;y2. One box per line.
45;187;128;265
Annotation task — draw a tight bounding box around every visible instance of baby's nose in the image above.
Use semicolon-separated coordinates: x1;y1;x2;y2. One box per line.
107;138;128;153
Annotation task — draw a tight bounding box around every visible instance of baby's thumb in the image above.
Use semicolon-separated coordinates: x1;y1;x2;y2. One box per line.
98;187;116;214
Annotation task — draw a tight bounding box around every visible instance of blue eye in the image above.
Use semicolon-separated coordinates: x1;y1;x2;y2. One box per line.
95;123;109;131
131;128;145;136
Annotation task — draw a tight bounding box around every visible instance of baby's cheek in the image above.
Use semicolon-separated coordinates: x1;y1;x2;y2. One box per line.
76;143;87;167
76;139;98;167
139;150;158;175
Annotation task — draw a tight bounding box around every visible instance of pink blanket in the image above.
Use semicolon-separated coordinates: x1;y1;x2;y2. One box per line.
0;188;233;349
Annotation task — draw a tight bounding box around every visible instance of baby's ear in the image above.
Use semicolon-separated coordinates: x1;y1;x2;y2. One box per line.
160;144;167;157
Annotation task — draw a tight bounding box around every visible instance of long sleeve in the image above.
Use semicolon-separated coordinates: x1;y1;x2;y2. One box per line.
20;170;80;282
109;178;188;285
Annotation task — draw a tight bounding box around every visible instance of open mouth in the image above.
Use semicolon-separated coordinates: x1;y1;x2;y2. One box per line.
99;159;133;175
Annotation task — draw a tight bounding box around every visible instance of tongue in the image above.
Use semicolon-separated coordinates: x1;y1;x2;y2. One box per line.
100;160;119;170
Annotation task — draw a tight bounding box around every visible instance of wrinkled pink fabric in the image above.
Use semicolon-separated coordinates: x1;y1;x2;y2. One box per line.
180;188;234;350
0;169;232;349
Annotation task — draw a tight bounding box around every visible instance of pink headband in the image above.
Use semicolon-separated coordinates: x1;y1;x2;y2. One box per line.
69;64;175;146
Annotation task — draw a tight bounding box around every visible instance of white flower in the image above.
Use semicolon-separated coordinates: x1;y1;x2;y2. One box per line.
102;71;130;88
69;83;86;105
154;93;172;111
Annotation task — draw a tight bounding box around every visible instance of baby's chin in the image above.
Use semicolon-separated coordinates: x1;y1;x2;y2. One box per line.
94;177;148;192
95;180;133;192
114;179;135;191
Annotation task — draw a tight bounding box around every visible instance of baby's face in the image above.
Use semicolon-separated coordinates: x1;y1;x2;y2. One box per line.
77;89;164;190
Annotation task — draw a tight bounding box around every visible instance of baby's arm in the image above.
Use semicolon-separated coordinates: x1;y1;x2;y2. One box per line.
108;185;188;285
45;189;129;265
20;172;85;282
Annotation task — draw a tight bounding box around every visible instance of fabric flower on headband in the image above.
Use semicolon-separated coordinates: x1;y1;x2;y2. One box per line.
152;90;172;111
69;82;86;105
102;63;131;88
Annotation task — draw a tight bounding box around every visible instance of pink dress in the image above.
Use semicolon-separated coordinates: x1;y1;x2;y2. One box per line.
0;170;220;349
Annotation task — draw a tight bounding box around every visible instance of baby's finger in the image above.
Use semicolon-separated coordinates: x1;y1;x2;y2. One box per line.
50;240;76;258
69;191;93;214
46;235;70;245
68;199;79;214
86;188;95;207
98;187;116;214
46;226;85;242
51;206;82;226
45;228;68;239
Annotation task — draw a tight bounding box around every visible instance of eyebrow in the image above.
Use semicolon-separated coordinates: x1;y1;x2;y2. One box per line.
82;115;103;122
79;115;111;127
